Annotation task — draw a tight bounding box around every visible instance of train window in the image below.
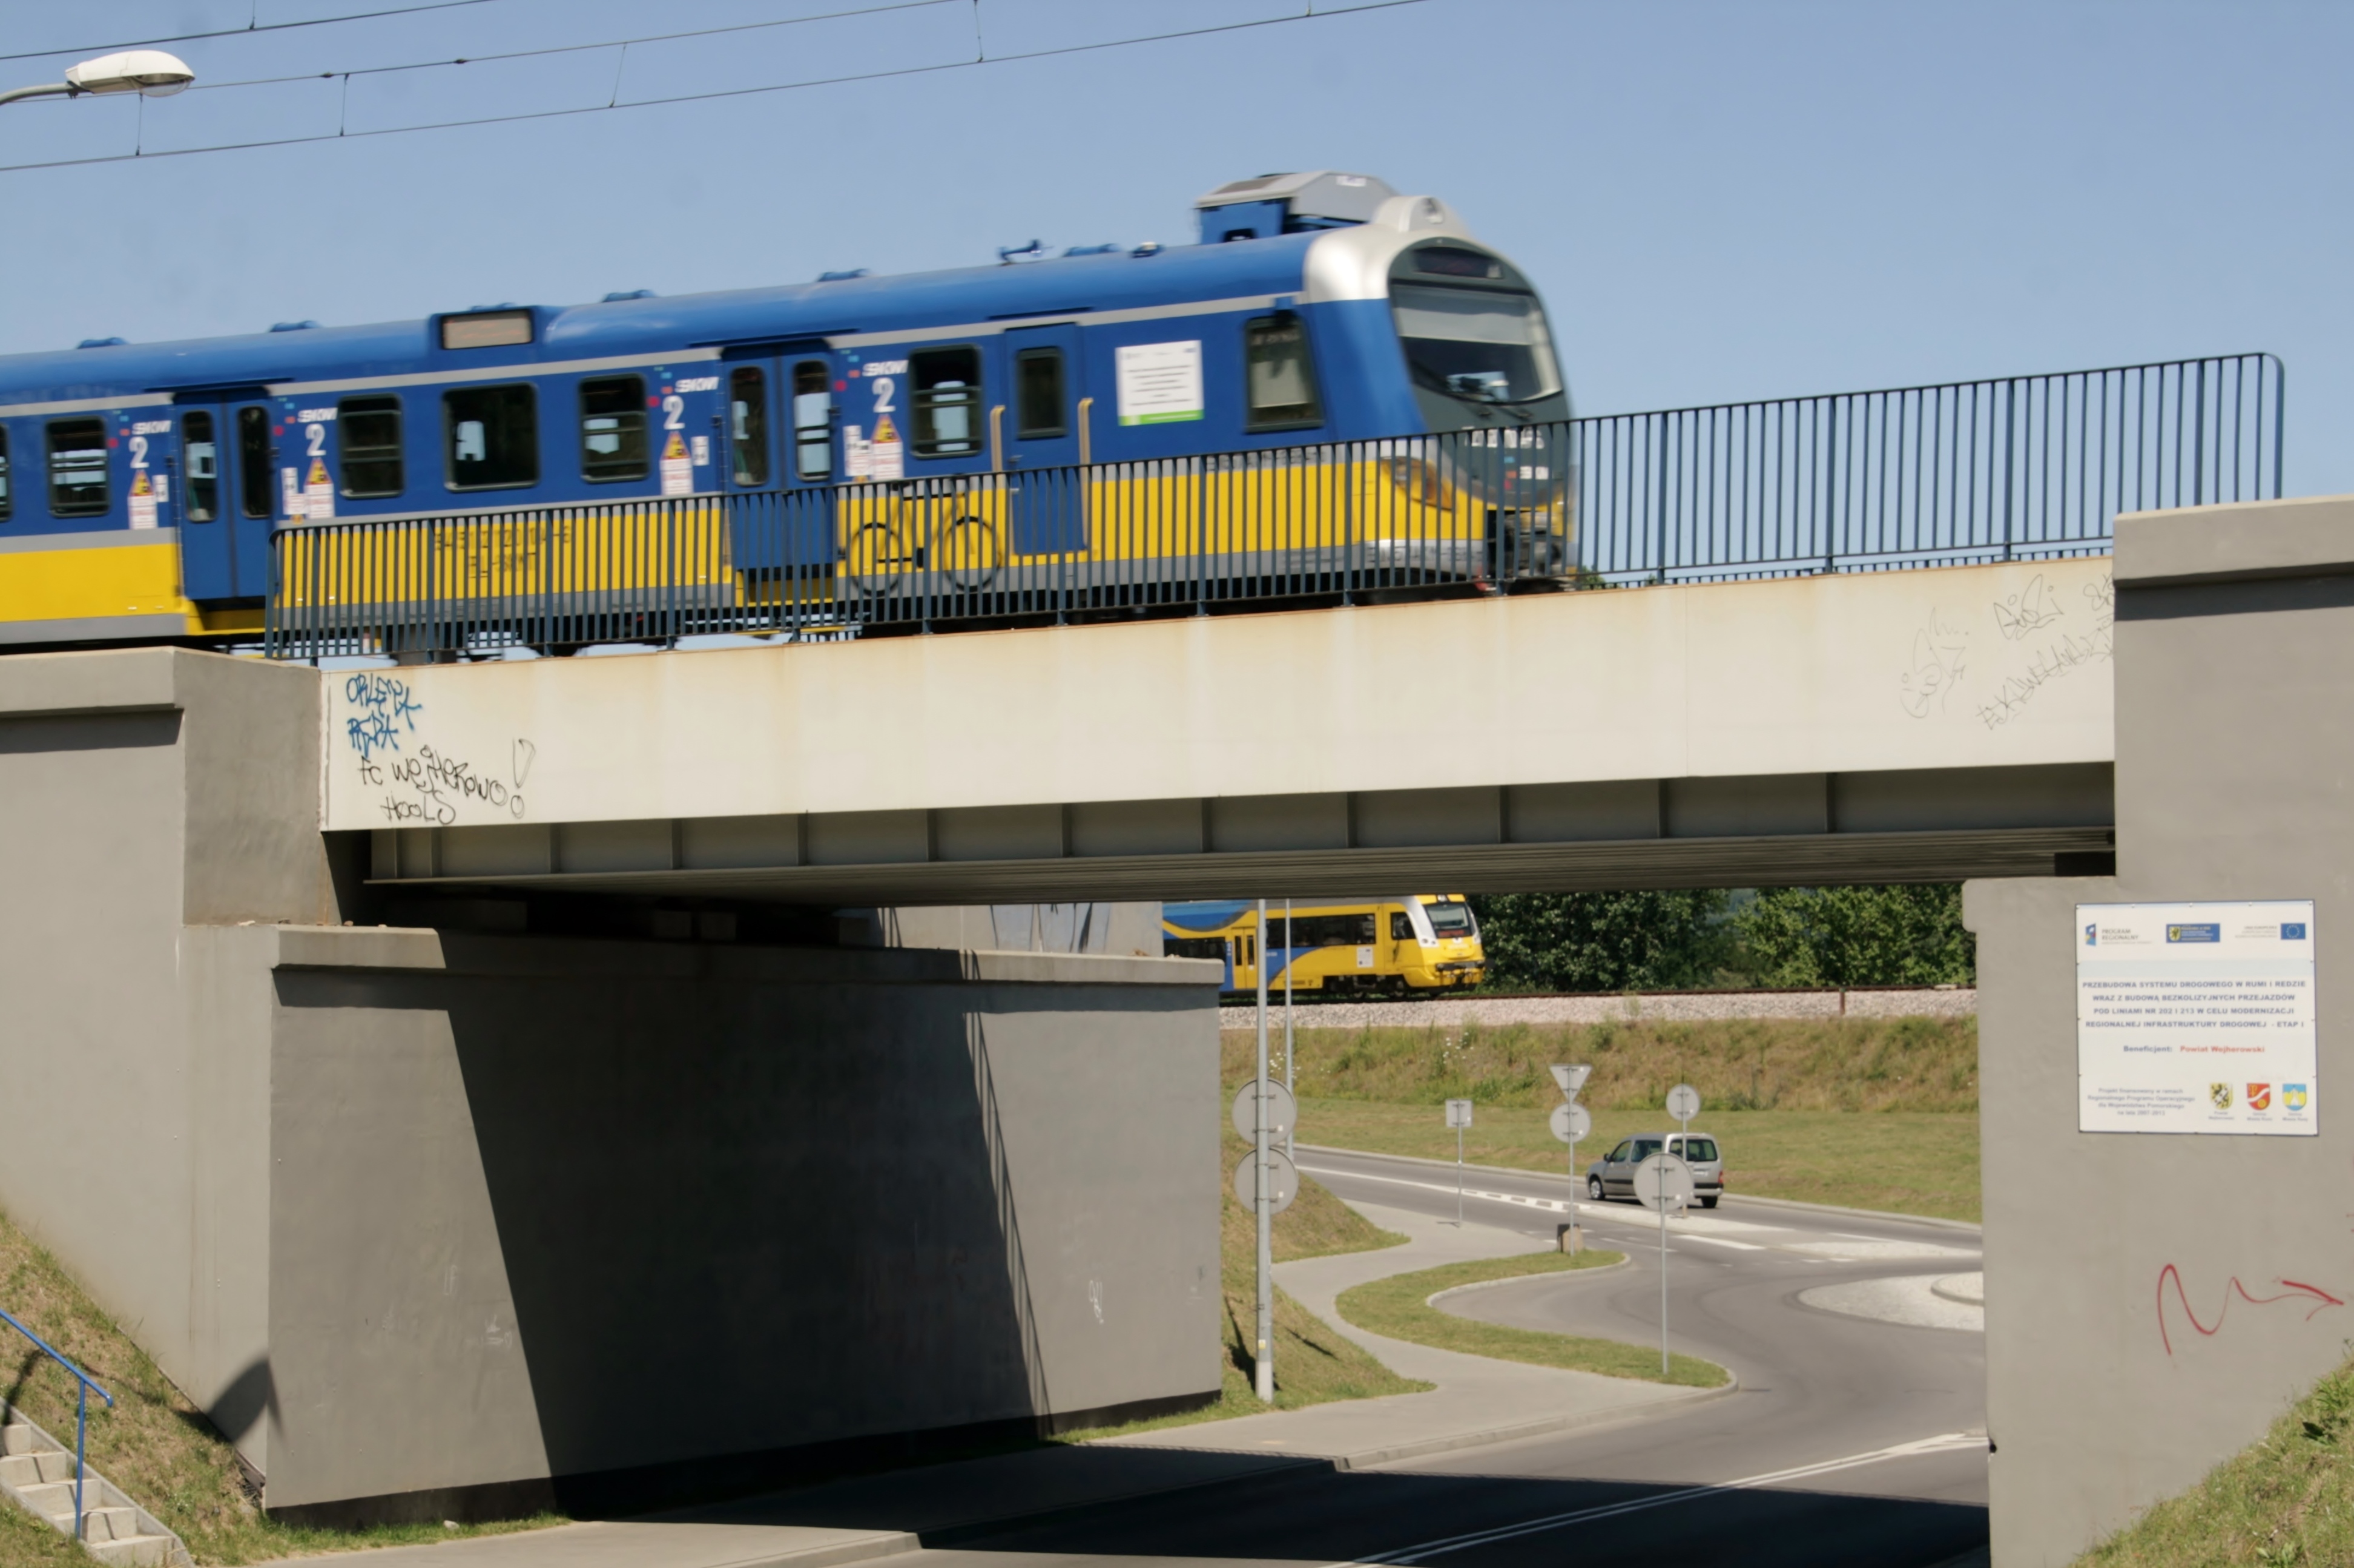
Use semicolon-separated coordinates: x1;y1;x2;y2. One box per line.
909;346;981;459
792;361;831;480
1014;348;1066;439
0;427;11;520
729;367;770;486
179;413;217;521
338;396;403;498
1390;283;1561;404
446;383;539;490
1244;313;1322;432
440;309;533;350
1390;912;1413;941
1164;935;1227;962
47;418;107;518
1288;912;1377;947
578;375;647;483
1425;900;1477;937
237;407;273;519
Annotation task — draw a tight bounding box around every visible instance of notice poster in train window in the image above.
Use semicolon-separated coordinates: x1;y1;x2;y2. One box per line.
2077;901;2316;1135
1116;340;1203;426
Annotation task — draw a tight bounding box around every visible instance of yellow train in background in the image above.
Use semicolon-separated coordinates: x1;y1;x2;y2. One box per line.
1163;896;1486;996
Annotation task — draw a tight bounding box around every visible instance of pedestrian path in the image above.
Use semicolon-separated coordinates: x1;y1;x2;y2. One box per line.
1094;1200;1729;1469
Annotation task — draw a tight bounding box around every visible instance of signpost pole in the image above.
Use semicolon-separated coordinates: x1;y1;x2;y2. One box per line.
1568;1126;1580;1255
1660;1173;1669;1374
1254;898;1273;1403
1283;898;1294;1161
1442;1099;1473;1225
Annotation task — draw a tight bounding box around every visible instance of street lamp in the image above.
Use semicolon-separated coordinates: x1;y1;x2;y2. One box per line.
0;51;195;108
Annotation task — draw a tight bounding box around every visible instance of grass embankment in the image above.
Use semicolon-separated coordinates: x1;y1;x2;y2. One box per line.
1335;1252;1727;1388
0;1205;564;1564
1225;1016;1983;1221
2078;1352;2354;1565
1063;1138;1423;1440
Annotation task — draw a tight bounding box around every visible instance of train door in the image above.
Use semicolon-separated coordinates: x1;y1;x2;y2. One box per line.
173;394;276;601
779;352;843;590
999;323;1089;555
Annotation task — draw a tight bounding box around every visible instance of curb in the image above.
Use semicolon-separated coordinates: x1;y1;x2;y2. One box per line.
1324;1374;1741;1471
1422;1253;1634;1309
738;1532;923;1567
1296;1144;1983;1233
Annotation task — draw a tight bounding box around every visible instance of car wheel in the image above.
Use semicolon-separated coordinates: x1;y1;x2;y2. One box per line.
1587;1176;1605;1201
1700;1196;1718;1210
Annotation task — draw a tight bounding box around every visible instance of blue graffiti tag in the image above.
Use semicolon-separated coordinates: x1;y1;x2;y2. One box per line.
344;672;426;762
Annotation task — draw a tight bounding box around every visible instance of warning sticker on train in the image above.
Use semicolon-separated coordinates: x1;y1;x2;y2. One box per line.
661;430;693;496
128;470;157;530
869;412;905;481
305;456;336;521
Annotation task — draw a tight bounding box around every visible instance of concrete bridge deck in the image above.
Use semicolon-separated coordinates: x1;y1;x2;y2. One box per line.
311;554;2117;904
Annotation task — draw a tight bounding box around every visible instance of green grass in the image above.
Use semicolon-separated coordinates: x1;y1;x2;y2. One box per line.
1225;1020;1985;1222
0;1202;567;1564
1293;1099;1982;1222
1060;1147;1425;1442
0;1499;87;1564
1335;1251;1730;1388
2078;1351;2354;1565
1226;1014;1980;1115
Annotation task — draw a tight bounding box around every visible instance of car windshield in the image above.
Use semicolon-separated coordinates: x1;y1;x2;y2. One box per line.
1425;900;1477;937
1683;1138;1719;1162
1390;283;1561;404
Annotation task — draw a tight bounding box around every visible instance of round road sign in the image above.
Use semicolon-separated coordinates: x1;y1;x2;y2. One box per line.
1666;1083;1703;1122
1549;1102;1592;1144
1634;1152;1696;1213
1232;1080;1298;1142
1233;1148;1299;1215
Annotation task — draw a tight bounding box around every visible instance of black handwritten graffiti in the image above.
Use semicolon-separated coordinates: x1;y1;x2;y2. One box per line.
343;672;424;762
1975;624;2114;729
1992;573;2065;641
1899;611;1970;719
378;742;530;825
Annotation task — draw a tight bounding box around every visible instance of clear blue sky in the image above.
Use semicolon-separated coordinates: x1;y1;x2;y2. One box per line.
5;1;2347;493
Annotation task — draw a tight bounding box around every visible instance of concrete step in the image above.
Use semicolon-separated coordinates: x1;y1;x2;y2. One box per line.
81;1504;147;1541
0;1422;39;1456
87;1532;176;1568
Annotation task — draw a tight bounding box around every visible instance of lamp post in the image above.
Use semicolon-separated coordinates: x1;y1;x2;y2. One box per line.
0;51;196;108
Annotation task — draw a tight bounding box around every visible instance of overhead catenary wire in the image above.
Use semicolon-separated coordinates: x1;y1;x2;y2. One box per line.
0;0;507;67
0;0;1432;176
181;0;964;93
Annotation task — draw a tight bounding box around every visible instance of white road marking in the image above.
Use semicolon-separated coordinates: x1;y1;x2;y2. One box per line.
1329;1432;1989;1563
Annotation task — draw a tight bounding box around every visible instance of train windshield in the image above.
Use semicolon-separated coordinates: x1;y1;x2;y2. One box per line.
1424;900;1478;938
1390;283;1561;405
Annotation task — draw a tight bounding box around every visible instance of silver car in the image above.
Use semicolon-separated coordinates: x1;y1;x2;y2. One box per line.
1586;1132;1725;1210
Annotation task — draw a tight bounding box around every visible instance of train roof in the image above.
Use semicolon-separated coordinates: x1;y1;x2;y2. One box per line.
0;229;1332;407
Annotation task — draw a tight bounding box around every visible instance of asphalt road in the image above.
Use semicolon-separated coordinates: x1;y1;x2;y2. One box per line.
871;1148;1991;1567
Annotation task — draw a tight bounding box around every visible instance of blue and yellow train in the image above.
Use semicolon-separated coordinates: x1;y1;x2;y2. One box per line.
0;171;1572;651
1165;896;1487;996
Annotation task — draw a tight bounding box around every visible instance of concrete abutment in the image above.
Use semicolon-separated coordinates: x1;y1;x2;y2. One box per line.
0;647;1221;1520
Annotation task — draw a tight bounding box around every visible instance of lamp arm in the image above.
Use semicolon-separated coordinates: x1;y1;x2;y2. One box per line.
0;82;73;107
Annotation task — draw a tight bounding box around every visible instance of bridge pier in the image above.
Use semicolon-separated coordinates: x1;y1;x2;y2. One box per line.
0;648;1219;1522
1969;495;2354;1565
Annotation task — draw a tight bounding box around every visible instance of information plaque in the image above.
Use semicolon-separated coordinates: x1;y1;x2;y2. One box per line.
2077;901;2316;1135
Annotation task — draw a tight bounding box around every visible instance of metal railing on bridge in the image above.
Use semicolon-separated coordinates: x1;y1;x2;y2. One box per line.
263;352;2281;659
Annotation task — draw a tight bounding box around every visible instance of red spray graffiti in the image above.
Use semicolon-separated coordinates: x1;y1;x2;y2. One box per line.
2156;1264;2345;1356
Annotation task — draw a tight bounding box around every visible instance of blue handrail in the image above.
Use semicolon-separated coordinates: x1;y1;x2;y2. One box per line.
0;1306;115;1541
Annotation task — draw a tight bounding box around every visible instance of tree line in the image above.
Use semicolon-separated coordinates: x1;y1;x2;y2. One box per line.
1465;884;1973;993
